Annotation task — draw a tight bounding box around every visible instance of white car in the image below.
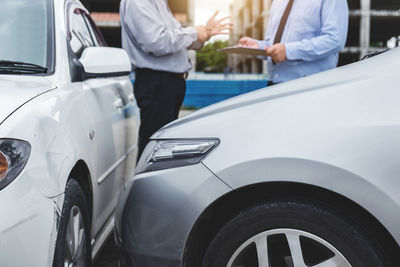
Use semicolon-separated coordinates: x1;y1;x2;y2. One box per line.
0;0;139;266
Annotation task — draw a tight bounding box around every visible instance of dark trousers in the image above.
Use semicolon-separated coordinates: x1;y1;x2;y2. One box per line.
134;68;186;159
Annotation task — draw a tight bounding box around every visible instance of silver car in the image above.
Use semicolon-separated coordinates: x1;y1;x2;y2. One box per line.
115;48;400;267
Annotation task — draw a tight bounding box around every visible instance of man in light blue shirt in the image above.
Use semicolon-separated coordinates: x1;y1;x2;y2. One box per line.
240;0;349;84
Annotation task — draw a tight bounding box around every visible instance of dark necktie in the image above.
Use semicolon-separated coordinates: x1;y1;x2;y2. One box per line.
273;0;295;44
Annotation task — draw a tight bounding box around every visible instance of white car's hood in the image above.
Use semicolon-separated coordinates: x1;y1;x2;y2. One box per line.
0;75;56;124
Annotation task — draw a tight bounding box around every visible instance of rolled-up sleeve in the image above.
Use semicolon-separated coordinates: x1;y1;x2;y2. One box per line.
285;0;349;62
123;0;198;57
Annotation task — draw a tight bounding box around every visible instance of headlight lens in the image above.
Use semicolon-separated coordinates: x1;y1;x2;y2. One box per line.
136;139;219;174
0;139;31;191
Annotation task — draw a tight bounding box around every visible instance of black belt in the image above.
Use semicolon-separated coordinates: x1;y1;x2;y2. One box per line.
135;68;188;80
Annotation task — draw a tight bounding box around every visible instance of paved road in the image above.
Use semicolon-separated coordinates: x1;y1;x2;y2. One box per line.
93;235;119;267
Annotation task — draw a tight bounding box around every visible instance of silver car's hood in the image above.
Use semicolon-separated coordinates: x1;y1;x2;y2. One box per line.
155;47;399;138
0;75;56;124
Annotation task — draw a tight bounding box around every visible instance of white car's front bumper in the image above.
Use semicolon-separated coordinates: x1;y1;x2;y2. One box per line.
0;170;60;267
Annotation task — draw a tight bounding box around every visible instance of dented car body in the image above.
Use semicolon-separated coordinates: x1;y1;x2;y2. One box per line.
0;0;139;266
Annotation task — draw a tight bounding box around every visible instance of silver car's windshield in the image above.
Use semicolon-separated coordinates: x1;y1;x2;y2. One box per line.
0;0;53;71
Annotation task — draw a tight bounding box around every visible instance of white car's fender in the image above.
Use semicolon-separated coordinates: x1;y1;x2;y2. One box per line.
0;84;94;199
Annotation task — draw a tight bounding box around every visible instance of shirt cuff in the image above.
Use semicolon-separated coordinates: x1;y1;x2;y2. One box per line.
285;42;302;61
189;40;204;50
183;26;199;44
256;40;267;49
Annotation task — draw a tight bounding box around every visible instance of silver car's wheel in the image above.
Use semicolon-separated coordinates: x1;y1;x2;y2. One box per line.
202;199;391;267
227;229;351;267
64;206;87;267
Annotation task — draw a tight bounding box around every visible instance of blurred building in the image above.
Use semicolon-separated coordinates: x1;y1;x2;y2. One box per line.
229;0;400;74
82;0;195;48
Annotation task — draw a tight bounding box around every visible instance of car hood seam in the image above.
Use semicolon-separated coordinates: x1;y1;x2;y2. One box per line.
0;87;57;125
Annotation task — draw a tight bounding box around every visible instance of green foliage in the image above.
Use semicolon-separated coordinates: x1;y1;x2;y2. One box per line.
196;40;229;73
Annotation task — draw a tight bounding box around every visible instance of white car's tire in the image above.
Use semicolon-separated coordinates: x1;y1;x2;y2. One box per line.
53;179;91;267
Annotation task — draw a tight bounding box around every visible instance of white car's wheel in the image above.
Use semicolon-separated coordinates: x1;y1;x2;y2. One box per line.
53;179;91;267
202;199;392;267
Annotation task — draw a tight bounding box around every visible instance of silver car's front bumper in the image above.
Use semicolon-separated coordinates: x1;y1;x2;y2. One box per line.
115;163;231;267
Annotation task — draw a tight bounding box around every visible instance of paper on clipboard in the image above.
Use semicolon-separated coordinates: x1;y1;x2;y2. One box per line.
217;46;266;57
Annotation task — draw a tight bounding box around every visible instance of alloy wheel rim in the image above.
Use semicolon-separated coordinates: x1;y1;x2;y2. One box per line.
227;228;351;267
64;206;87;267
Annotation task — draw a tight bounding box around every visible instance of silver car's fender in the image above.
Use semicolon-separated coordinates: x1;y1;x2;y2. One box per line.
206;157;400;242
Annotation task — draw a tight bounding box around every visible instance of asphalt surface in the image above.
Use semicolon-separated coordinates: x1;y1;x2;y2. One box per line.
93;234;119;267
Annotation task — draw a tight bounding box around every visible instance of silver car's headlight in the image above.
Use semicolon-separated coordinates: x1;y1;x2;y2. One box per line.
135;139;219;174
0;139;31;191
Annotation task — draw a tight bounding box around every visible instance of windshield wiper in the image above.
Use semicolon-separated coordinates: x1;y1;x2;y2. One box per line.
0;60;48;74
362;49;389;60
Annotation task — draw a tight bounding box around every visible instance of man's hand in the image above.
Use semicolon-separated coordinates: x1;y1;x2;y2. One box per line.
195;11;232;43
205;11;233;40
238;37;259;48
266;43;287;63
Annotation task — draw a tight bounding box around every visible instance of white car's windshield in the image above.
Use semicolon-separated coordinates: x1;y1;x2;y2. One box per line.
0;0;53;72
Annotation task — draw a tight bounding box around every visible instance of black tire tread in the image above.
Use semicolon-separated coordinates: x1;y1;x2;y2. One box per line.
52;179;91;267
202;198;392;267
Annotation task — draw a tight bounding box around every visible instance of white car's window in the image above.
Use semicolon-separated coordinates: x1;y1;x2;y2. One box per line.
83;14;107;47
0;0;51;68
69;8;95;56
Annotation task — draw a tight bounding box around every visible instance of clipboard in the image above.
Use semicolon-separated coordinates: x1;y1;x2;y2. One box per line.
217;46;266;57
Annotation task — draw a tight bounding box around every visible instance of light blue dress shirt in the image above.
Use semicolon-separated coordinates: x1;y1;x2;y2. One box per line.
258;0;349;83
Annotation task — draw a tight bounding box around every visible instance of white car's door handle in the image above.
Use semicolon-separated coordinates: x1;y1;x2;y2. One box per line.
114;98;124;110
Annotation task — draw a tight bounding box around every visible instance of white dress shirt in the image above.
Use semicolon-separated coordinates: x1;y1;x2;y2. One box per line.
120;0;202;73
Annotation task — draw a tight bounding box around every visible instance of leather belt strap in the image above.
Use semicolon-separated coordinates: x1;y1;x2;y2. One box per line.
273;0;295;44
136;68;188;80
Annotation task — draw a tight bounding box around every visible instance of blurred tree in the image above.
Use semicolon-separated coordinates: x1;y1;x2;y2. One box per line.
196;40;228;73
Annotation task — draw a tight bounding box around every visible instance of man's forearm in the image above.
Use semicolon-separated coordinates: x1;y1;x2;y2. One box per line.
285;34;343;62
137;26;198;57
285;0;348;62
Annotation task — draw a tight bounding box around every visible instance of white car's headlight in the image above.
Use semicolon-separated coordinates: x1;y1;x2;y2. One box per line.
0;139;31;191
136;139;219;174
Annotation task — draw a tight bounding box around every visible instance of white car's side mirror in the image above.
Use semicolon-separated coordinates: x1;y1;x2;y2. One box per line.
79;47;132;77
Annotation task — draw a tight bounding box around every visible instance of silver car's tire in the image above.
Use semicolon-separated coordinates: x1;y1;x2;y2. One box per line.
202;199;391;267
53;179;91;267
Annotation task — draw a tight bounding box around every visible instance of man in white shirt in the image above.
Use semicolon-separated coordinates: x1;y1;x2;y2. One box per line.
121;0;232;158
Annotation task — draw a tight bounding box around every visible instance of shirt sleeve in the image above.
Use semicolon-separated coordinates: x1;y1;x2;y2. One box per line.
285;0;349;62
123;0;198;57
171;16;204;50
188;40;204;50
256;40;269;49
